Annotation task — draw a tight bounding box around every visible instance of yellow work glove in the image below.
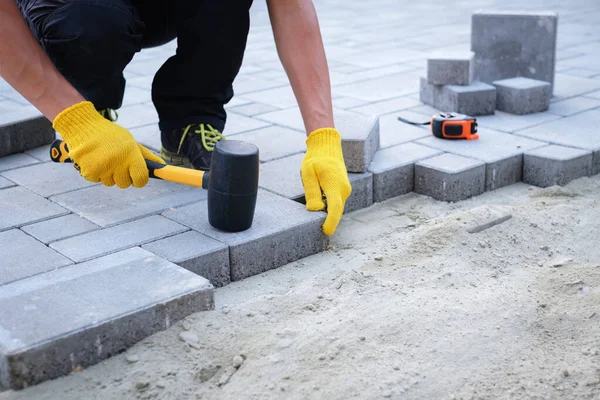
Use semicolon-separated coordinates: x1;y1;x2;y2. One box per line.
53;101;164;188
301;128;352;236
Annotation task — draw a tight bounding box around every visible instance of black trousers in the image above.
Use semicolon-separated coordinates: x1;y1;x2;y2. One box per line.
17;0;254;132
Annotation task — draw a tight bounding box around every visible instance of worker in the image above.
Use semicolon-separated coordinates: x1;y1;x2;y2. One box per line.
0;0;351;235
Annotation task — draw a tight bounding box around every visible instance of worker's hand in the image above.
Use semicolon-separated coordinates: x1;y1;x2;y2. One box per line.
301;128;352;236
52;101;164;188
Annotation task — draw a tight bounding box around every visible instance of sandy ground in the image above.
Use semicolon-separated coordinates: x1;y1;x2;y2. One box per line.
2;176;600;400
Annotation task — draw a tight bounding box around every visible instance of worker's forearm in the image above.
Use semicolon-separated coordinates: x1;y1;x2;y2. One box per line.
267;0;334;135
0;1;84;121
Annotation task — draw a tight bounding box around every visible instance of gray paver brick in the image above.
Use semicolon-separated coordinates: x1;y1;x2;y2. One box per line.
0;176;15;189
0;186;68;232
547;96;600;117
21;214;99;244
471;11;558;90
142;231;230;287
336;113;380;173
0;153;39;172
129;125;161;152
50;179;207;227
382;112;433;148
163;190;328;281
344;172;374;213
350;96;421;117
0;247;213;390
419;77;440;106
50;215;188;263
523;145;593;188
2;162;97;198
427;51;474;85
114;102;159;129
229;125;306;162
553;73;600;99
333;72;421;102
475;110;561;133
493;77;552;115
436;81;497;116
228;102;280;116
24;144;52;162
416;128;548;191
0;229;72;286
368;142;444;202
415;153;486;202
223;111;272;136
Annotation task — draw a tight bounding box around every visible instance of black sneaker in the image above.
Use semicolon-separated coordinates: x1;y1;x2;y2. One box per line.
98;109;119;122
160;124;225;171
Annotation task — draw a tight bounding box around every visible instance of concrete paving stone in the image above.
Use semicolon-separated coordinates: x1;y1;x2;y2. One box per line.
0;186;68;232
471;11;558;91
379;112;432;148
24;144;52;161
21;214;99;245
228;125;306;163
50;178;207;227
514;109;600;174
142;231;230;287
368;142;443;202
121;86;153;107
0;229;72;286
223;111;272;136
338;46;425;69
0;100;22;112
547;96;600;117
559;67;600;78
232;75;288;95
0;247;213;390
163;189;328;281
2;162;97;198
415;153;486;202
475;110;561;133
224;96;252;109
427;51;474;85
350;96;422;117
114;102;159;129
0;152;39;172
333;96;371;109
0;175;15;189
342;64;417;84
228;102;280;117
553;73;600;99
585;90;600;100
416;128;548;191
419;77;440;106
50;215;188;262
240;85;297;109
435;81;497;116
0;109;55;157
129;125;162;152
493;77;552;115
333;72;421;102
523;145;593;187
336;112;380;173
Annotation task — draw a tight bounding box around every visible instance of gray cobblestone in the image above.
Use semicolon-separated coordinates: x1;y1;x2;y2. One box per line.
21;214;99;245
493;77;552;115
0;176;15;189
523;145;593;187
427;51;474;85
0;186;68;232
229;125;306;162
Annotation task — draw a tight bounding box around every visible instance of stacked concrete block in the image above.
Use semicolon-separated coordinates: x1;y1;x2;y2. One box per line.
493;77;552;115
0;109;54;157
368;142;443;202
335;113;380;173
415;153;486;202
163;190;329;282
523;145;593;187
435;81;497;116
427;51;475;85
471;11;558;92
0;248;214;390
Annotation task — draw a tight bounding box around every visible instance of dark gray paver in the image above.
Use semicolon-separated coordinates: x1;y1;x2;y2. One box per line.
0;186;68;232
50;215;188;262
435;81;497;116
0;153;39;172
0;247;214;390
50;179;207;227
427;51;474;85
336;113;380;173
0;176;15;189
523;145;593;187
2;162;97;198
514;109;600;174
0;229;72;286
0;110;54;157
21;214;99;244
368;142;443;202
493;77;552;115
142;231;230;287
416;128;548;191
163;190;328;281
229;125;306;162
415;153;486;202
471;11;558;91
344;172;374;213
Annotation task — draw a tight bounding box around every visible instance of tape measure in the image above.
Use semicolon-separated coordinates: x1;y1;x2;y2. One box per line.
398;112;479;140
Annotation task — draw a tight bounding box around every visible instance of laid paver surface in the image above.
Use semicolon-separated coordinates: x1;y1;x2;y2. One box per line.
1;0;599;390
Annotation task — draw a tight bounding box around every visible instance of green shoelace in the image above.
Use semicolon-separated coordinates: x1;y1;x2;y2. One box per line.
98;109;119;122
177;124;225;153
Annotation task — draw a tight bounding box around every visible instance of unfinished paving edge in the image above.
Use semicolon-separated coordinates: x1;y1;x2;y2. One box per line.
523;145;593;188
0;115;55;158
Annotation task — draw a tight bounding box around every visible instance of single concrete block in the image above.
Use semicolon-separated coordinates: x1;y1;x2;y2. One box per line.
523;145;592;187
493;77;552;115
368;142;444;202
419;77;439;106
21;214;99;244
427;51;474;85
336;113;380;173
142;231;230;287
471;11;558;91
0;229;72;285
50;215;188;262
0;110;55;157
50;179;207;227
436;81;496;116
229;125;306;163
258;153;373;214
163;190;329;282
0;186;68;232
415;153;486;202
0;248;214;390
0;176;15;189
416;128;548;191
